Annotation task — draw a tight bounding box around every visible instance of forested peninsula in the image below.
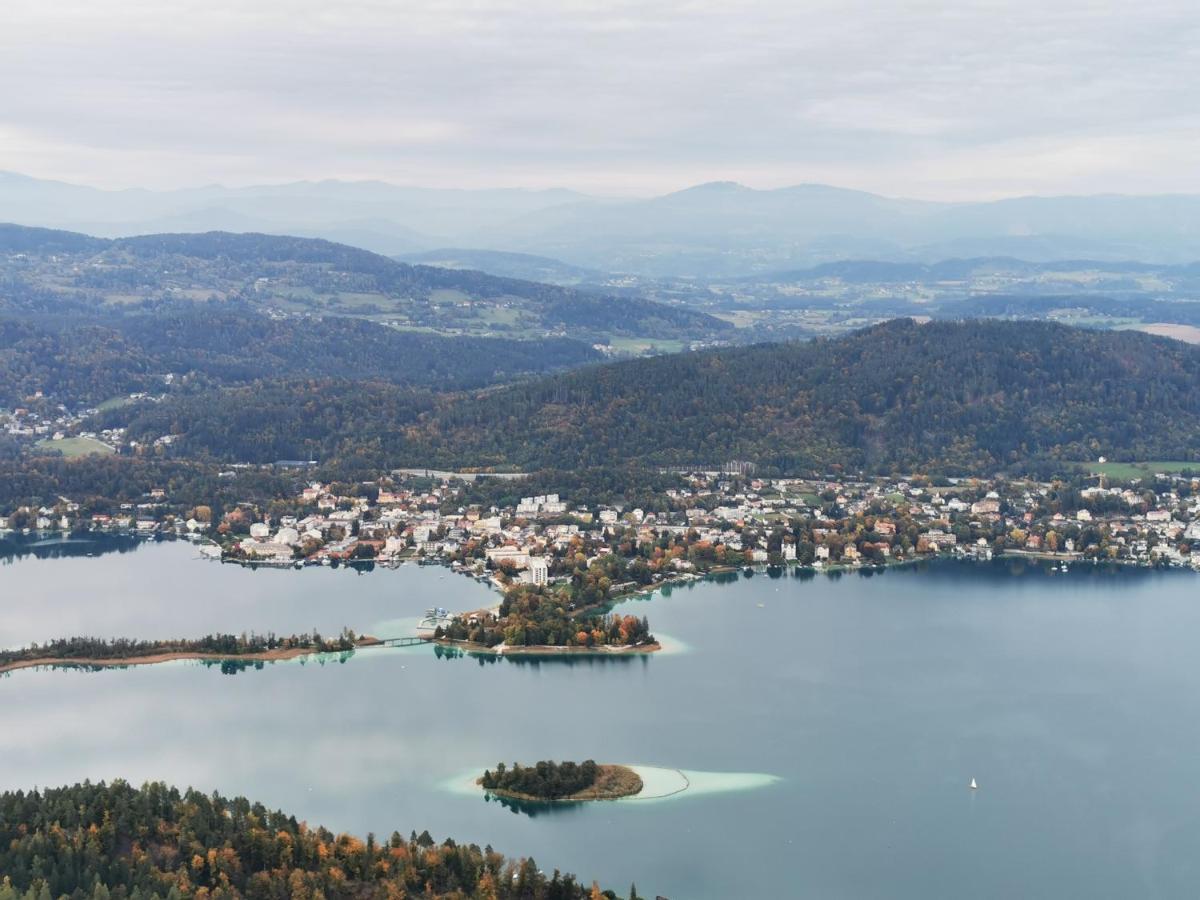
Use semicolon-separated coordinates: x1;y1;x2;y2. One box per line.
0;780;637;899
0;629;372;676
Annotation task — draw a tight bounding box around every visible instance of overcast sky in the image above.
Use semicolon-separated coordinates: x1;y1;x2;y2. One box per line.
3;0;1198;199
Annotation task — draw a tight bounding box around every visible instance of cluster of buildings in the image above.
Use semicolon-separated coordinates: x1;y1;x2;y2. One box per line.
212;472;1200;578
2;397;136;449
7;470;1200;578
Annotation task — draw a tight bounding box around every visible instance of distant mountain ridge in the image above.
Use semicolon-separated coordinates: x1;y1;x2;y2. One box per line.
0;170;591;253
6;172;1200;276
0;224;729;341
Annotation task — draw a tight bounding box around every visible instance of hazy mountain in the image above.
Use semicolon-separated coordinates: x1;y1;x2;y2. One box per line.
0;171;589;253
0;224;729;343
6;172;1200;277
481;183;1200;275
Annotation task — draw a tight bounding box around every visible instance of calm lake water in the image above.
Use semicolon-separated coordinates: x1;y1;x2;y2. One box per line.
3;537;1200;899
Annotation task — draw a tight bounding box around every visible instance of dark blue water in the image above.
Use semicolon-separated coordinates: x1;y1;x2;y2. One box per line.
3;542;1199;899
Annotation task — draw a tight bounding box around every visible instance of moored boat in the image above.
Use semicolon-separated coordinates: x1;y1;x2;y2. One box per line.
416;607;453;636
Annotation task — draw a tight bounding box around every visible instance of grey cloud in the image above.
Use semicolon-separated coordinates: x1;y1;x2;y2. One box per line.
1;0;1198;197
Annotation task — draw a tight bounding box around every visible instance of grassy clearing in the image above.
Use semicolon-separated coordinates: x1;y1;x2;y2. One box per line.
711;310;764;328
327;292;395;309
1089;460;1199;480
95;395;134;413
475;306;523;327
428;288;472;304
33;436;115;458
607;336;685;355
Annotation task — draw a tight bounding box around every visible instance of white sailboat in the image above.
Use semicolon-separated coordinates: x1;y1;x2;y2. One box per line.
969;777;978;790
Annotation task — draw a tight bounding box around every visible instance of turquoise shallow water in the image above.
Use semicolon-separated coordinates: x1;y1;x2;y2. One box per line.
3;540;1199;898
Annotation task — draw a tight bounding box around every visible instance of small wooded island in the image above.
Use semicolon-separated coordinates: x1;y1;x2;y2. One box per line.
0;628;377;675
479;760;644;802
435;584;661;654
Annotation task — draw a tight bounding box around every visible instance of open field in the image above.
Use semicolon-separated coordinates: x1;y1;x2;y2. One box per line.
428;288;472;303
607;336;686;354
95;395;135;413
1130;323;1200;344
1089;460;1199;480
474;305;524;327
33;436;115;458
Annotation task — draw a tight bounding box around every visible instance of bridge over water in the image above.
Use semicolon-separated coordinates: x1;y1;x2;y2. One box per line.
377;636;431;648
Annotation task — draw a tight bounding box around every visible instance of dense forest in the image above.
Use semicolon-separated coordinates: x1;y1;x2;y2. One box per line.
105;379;434;466
394;320;1200;474
66;318;1200;480
0;298;601;406
0;780;628;899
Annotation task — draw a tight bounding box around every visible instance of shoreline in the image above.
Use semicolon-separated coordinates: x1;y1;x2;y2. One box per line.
0;636;383;677
435;638;661;656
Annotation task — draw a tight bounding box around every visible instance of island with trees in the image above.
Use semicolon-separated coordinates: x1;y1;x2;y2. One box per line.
0;628;377;676
435;583;660;655
0;779;637;899
480;760;644;802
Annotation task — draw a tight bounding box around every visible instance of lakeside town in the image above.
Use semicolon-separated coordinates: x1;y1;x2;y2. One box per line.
6;467;1200;586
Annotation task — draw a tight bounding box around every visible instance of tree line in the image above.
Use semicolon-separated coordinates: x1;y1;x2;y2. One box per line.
0;629;359;669
0;780;631;899
480;762;600;800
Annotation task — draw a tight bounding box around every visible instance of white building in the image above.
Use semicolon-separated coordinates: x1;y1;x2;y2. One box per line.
524;556;550;586
487;546;530;570
275;526;301;546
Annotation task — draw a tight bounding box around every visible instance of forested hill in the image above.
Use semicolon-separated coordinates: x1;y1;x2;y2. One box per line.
0;780;618;899
0;223;729;341
398;319;1200;474
0;301;602;406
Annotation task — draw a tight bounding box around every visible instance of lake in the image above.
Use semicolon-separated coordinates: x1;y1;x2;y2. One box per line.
3;537;1200;898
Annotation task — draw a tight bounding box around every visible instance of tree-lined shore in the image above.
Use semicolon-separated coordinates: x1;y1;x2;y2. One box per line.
0;780;634;899
0;629;372;676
